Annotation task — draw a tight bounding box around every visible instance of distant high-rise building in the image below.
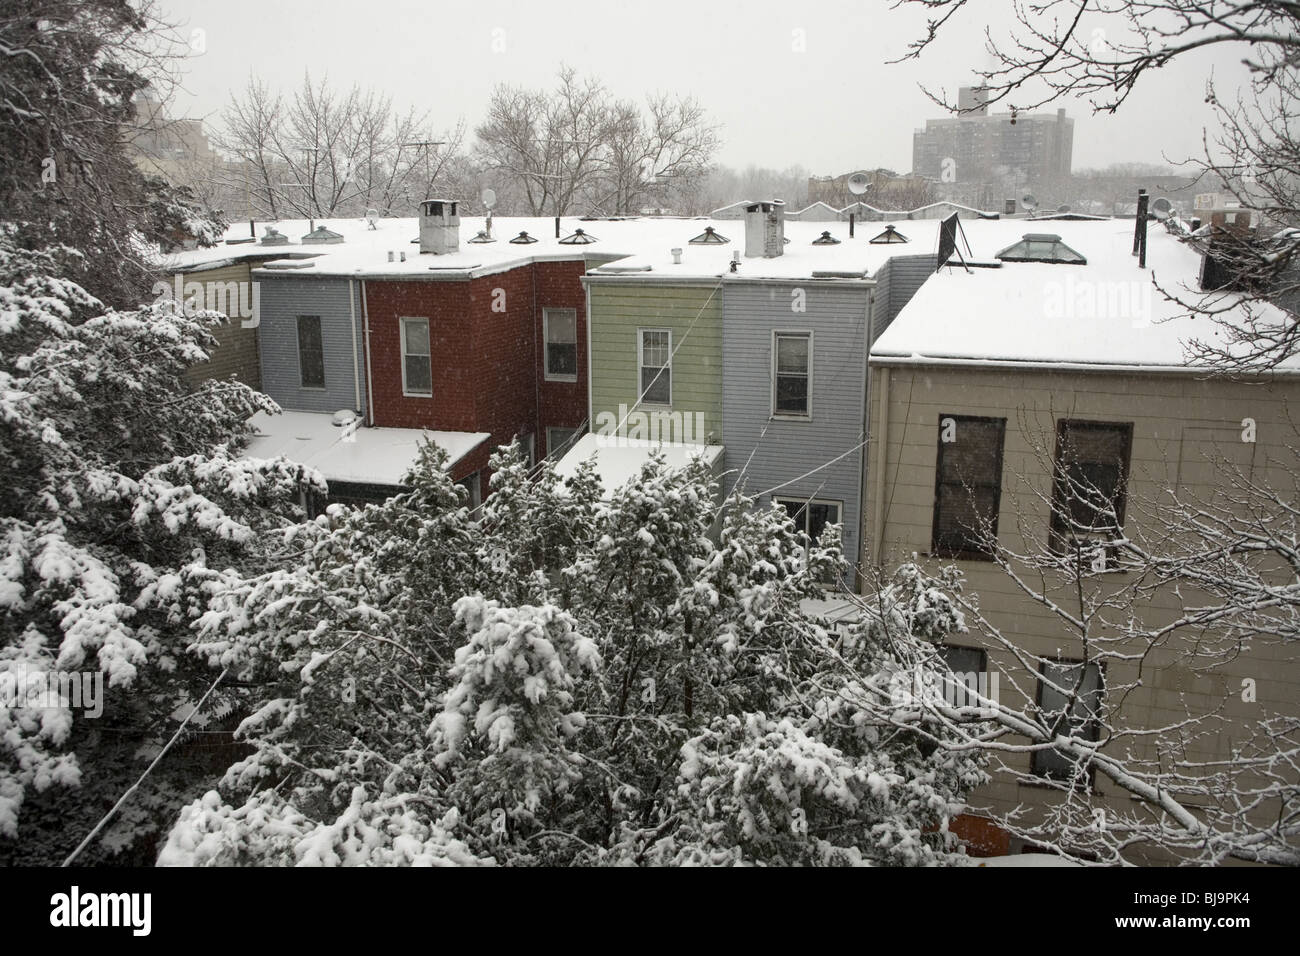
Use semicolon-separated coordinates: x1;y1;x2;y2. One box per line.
912;87;1073;194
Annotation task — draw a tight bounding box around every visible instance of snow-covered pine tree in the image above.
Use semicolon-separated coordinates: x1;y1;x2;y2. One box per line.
0;240;316;863
160;445;986;866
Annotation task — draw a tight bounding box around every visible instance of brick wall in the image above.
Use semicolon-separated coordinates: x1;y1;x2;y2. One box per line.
364;263;587;487
533;260;590;459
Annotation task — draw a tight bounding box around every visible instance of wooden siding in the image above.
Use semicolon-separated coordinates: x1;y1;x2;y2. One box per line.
175;262;262;390
588;281;724;443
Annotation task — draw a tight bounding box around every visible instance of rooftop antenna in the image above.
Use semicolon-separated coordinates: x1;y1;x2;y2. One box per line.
481;187;497;237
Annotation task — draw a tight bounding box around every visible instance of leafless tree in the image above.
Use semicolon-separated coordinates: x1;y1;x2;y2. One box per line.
892;0;1300;368
216;72;466;220
475;67;720;216
845;410;1300;864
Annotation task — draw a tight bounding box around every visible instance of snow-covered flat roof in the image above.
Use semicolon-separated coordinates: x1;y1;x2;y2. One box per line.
243;410;489;487
554;434;724;494
160;213;944;283
871;217;1300;372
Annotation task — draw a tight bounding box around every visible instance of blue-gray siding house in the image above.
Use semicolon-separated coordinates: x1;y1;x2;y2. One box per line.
721;279;873;569
255;271;368;417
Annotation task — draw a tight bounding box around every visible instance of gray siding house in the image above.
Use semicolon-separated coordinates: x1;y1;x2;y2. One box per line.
721;279;873;569
256;272;368;417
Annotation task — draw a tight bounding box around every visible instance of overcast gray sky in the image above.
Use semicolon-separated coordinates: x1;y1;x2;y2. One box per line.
159;0;1253;176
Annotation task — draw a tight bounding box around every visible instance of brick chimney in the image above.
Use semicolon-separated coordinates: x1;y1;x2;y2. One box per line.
419;199;459;254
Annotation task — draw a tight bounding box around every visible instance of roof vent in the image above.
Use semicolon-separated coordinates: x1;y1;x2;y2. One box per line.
467;230;496;244
995;233;1087;264
868;225;909;244
558;228;598;245
689;226;729;244
812;230;841;245
301;225;344;244
509;231;538;245
259;226;289;246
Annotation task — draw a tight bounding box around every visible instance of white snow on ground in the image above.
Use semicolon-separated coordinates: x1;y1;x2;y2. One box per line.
871;217;1300;370
554;433;724;493
244;410;488;486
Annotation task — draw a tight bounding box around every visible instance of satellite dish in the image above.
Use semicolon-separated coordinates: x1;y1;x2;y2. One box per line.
1057;204;1071;214
365;208;378;230
1151;196;1173;219
847;172;872;196
1021;193;1037;212
481;187;497;210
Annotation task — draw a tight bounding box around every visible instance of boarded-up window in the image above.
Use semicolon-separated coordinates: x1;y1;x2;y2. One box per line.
297;315;325;389
401;317;432;397
544;308;578;380
931;415;1006;560
1033;659;1104;782
1050;420;1132;554
773;332;811;417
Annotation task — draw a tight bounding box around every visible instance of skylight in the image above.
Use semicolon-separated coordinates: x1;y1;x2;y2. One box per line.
812;231;841;245
689;226;729;244
869;225;908;244
995;233;1087;264
509;231;538;244
467;230;496;244
558;228;598;245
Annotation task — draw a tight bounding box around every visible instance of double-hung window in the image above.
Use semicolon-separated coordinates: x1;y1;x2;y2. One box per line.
639;329;671;405
544;308;578;381
400;317;432;397
772;331;812;418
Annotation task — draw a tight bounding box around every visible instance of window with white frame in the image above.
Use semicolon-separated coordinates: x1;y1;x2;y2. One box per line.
638;329;671;405
775;497;841;545
296;315;325;389
773;331;812;417
544;308;578;381
400;317;432;397
547;426;581;459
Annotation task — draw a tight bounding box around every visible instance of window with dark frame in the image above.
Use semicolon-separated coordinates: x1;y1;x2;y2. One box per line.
296;315;325;389
400;317;432;397
931;415;1006;560
937;644;988;709
544;308;578;381
546;426;580;459
1033;659;1104;782
1050;420;1133;558
773;332;811;417
457;471;481;510
639;329;671;405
